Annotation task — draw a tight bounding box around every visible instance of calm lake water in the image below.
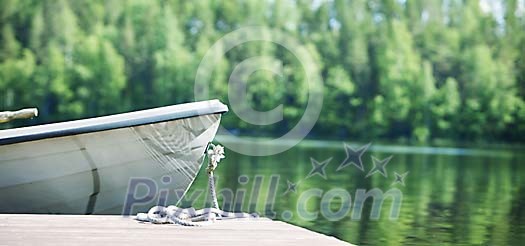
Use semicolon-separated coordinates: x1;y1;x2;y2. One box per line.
185;138;525;245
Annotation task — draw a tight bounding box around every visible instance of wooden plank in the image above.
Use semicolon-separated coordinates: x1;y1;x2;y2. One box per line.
0;214;352;245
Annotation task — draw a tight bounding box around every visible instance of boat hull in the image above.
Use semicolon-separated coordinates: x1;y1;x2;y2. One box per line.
0;100;226;214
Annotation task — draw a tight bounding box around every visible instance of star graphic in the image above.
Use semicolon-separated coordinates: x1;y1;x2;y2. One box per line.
306;157;332;179
283;180;298;195
365;155;393;178
392;171;409;186
336;142;371;172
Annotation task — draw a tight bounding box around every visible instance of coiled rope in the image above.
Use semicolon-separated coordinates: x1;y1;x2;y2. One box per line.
136;144;258;226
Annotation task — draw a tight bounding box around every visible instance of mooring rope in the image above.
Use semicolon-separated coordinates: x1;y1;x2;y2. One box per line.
206;143;223;210
135;144;258;226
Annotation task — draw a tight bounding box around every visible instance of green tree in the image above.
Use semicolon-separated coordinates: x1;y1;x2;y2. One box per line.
0;0;524;142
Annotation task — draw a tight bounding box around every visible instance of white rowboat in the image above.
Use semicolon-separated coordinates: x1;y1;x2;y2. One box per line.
0;100;228;215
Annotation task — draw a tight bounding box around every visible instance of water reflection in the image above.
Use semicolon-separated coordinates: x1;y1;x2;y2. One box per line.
184;140;525;245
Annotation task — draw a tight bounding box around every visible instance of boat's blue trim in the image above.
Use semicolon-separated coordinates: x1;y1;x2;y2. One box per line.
0;100;228;145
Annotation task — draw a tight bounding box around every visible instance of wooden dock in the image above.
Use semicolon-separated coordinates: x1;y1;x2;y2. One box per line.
0;214;351;245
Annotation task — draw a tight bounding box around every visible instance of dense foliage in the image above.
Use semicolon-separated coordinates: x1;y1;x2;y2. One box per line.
1;0;524;142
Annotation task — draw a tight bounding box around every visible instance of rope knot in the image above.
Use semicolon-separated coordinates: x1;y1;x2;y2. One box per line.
206;144;225;174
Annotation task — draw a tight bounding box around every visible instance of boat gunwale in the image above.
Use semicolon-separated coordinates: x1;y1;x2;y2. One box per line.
0;100;228;145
